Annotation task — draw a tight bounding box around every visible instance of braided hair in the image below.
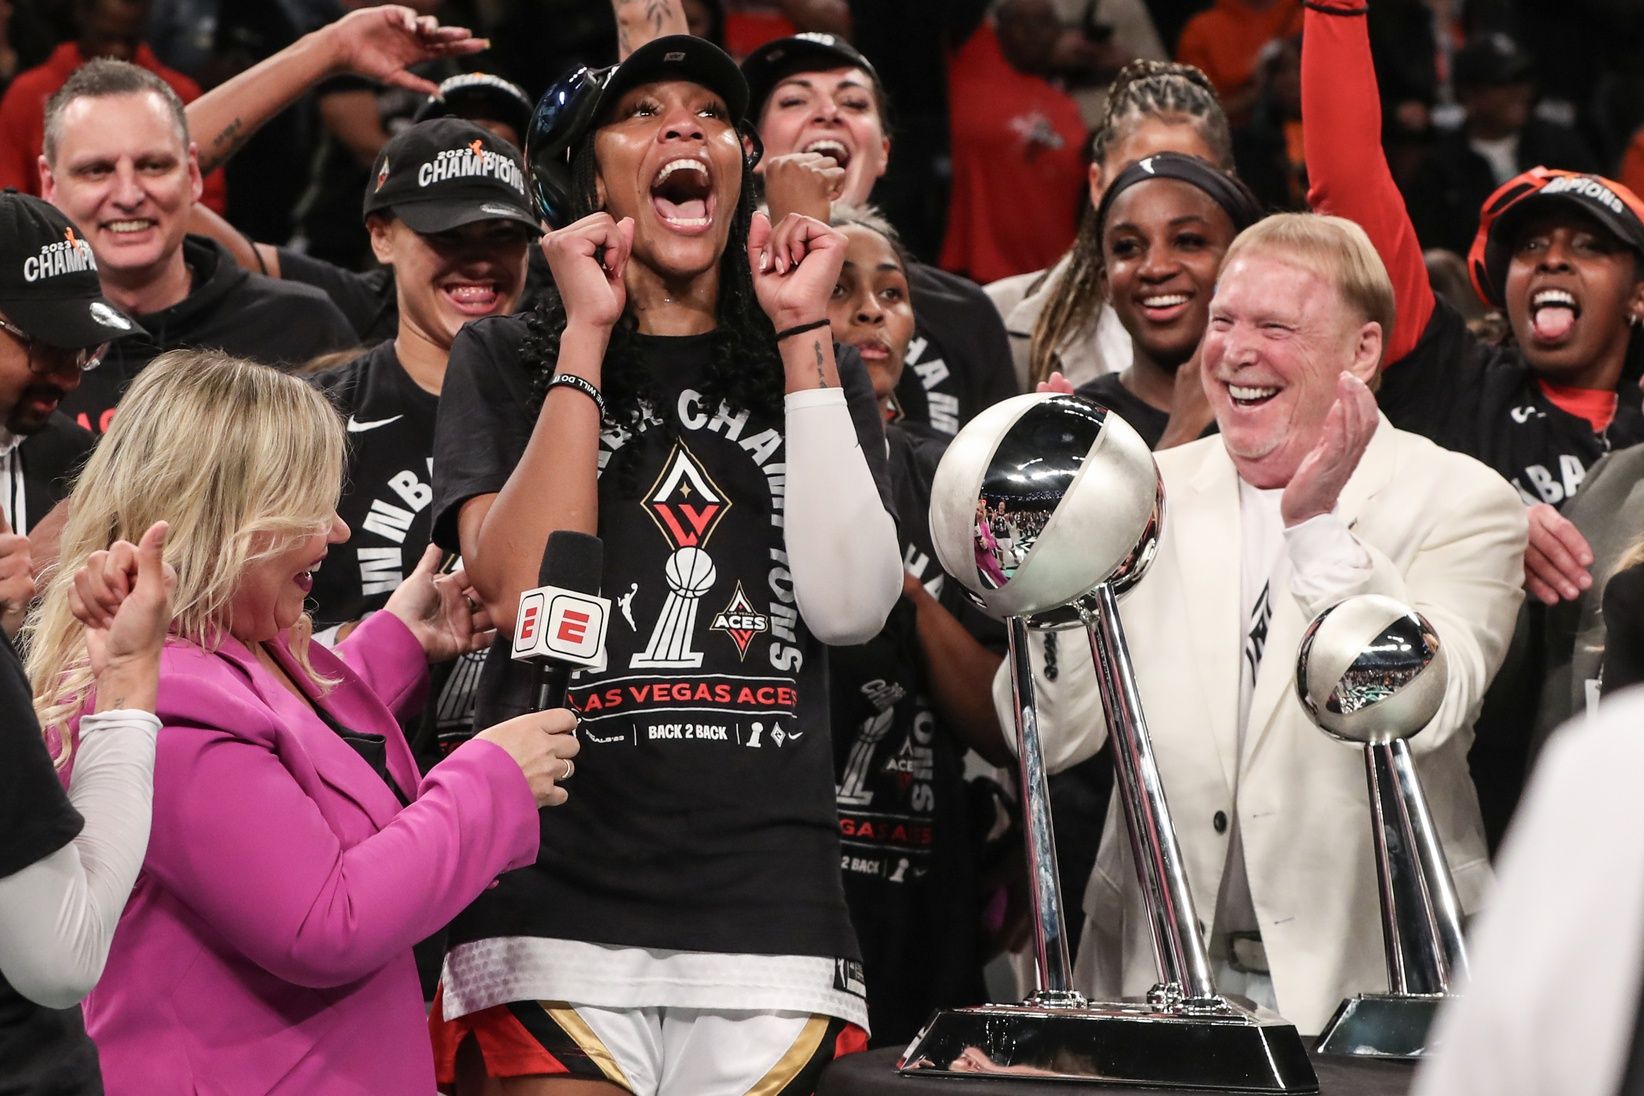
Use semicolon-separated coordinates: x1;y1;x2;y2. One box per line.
1027;60;1234;387
520;133;784;446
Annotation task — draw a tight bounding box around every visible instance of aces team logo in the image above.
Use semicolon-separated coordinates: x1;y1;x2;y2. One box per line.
709;581;768;661
632;441;728;668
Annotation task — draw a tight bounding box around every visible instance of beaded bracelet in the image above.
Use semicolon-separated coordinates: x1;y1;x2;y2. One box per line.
545;373;606;418
774;317;831;342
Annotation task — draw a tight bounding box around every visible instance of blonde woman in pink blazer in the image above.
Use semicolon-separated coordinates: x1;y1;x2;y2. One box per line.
27;350;580;1095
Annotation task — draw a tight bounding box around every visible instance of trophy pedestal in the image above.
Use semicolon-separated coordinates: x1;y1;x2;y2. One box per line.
898;998;1318;1090
1315;993;1447;1059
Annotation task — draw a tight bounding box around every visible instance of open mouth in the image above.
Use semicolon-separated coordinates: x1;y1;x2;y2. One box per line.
1137;292;1192;321
104;218;157;235
853;337;892;361
1529;287;1580;343
804;138;852;170
650;157;714;232
1226;382;1280;408
440;281;503;316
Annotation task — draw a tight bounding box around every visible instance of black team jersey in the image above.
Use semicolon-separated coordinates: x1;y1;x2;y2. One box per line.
1379;302;1644;507
827;423;996;1045
308;341;484;760
432;316;894;960
894;262;1018;438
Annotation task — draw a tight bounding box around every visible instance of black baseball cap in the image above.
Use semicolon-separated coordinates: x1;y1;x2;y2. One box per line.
742;33;881;118
363;118;542;236
526;35;750;228
413;72;534;143
0;191;140;348
1468;167;1644;305
1453;33;1533;91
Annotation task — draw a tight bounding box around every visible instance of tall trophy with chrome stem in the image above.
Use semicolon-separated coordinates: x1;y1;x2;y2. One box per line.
1295;594;1471;1059
899;393;1315;1090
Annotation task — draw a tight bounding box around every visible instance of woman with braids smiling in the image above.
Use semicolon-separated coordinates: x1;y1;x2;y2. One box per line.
426;36;900;1096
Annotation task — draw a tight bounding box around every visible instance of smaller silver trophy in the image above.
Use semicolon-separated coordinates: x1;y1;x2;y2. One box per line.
898;394;1315;1089
1295;594;1470;1059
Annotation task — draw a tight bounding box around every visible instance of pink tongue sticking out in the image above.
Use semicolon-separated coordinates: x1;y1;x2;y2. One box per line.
1533;306;1576;341
655;196;708;222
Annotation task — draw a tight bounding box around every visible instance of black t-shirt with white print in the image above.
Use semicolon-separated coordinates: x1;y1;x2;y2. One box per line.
827;423;994;1045
1379;300;1644;506
894;262;1018;439
309;341;484;757
432;315;894;960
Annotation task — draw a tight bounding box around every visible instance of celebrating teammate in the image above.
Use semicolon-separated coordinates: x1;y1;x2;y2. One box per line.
427;36;900;1094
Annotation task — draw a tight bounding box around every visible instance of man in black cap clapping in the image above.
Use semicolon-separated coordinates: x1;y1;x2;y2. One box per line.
0;190;142;630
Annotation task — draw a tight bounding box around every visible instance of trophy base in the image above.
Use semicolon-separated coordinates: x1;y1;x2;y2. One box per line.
1315;993;1448;1058
897;999;1318;1090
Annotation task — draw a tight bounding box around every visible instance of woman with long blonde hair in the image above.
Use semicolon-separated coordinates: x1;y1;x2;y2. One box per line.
28;349;581;1096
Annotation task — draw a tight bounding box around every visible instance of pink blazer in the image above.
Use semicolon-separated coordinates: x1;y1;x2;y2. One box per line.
80;613;540;1095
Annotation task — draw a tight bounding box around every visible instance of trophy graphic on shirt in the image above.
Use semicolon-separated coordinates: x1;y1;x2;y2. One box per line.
1296;595;1470;1059
903;393;1316;1090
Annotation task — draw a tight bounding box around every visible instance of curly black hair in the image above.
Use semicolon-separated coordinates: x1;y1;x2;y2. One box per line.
521;133;785;442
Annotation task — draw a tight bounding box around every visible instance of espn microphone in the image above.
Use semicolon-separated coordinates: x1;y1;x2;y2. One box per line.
512;530;609;711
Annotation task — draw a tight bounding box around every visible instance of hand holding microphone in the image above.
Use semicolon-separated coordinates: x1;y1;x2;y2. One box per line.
476;709;580;808
479;530;608;808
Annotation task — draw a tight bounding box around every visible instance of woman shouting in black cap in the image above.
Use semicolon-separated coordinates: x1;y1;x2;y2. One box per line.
426;35;900;1096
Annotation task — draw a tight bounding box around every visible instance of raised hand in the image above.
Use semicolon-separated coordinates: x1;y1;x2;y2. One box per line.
382;545;496;663
1280;372;1379;527
69;522;175;712
760;152;846;224
747;210;848;331
543;212;634;338
1524;502;1594;605
475;708;581;808
320;5;487;95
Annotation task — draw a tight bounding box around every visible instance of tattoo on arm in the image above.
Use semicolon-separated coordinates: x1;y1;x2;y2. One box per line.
814;338;829;388
206;117;246;173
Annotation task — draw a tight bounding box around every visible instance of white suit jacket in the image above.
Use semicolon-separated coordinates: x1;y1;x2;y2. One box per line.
993;418;1527;1033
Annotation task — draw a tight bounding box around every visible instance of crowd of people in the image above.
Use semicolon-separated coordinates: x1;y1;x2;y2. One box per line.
1;0;1643;1094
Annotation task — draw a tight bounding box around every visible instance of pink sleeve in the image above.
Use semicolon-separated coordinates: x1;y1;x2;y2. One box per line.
146;709;537;989
333;611;428;720
1302;3;1434;364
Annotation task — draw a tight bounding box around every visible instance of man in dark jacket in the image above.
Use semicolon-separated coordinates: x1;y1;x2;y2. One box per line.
38;58;353;435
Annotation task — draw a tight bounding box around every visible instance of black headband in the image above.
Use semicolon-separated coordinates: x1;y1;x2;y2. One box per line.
1094;152;1264;247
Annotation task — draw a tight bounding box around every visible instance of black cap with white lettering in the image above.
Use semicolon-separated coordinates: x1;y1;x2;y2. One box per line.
363;118;542;236
1469;167;1644;305
0;190;140;348
741;33;881;119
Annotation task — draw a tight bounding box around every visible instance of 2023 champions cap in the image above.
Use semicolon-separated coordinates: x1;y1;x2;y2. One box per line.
364;117;542;236
0;190;140;347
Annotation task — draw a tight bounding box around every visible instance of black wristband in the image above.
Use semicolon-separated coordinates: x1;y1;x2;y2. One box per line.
545;373;606;418
774;317;831;342
1302;0;1368;13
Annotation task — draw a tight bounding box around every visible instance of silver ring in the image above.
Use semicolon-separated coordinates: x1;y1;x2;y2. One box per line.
559;757;574;781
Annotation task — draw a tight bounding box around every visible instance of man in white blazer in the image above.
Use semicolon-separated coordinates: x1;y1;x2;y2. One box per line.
995;212;1528;1035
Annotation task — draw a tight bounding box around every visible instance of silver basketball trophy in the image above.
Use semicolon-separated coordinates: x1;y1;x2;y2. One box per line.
1295;595;1470;1059
900;393;1316;1089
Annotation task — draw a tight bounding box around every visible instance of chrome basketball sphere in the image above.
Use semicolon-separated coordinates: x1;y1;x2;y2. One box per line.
1295;595;1448;745
928;393;1163;629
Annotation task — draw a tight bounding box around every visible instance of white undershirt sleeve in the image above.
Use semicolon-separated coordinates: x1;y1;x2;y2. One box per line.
1284;511;1374;607
0;711;158;1008
782;388;902;646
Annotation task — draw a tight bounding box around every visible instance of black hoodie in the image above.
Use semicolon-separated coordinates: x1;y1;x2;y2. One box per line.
61;236;356;435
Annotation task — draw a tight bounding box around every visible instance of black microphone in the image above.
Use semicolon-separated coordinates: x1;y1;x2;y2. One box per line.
510;530;608;711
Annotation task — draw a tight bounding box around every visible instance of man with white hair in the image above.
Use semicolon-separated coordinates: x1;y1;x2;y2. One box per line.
999;212;1527;1033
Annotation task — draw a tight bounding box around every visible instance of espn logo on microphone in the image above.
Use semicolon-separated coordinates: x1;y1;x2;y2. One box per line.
512;585;611;668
